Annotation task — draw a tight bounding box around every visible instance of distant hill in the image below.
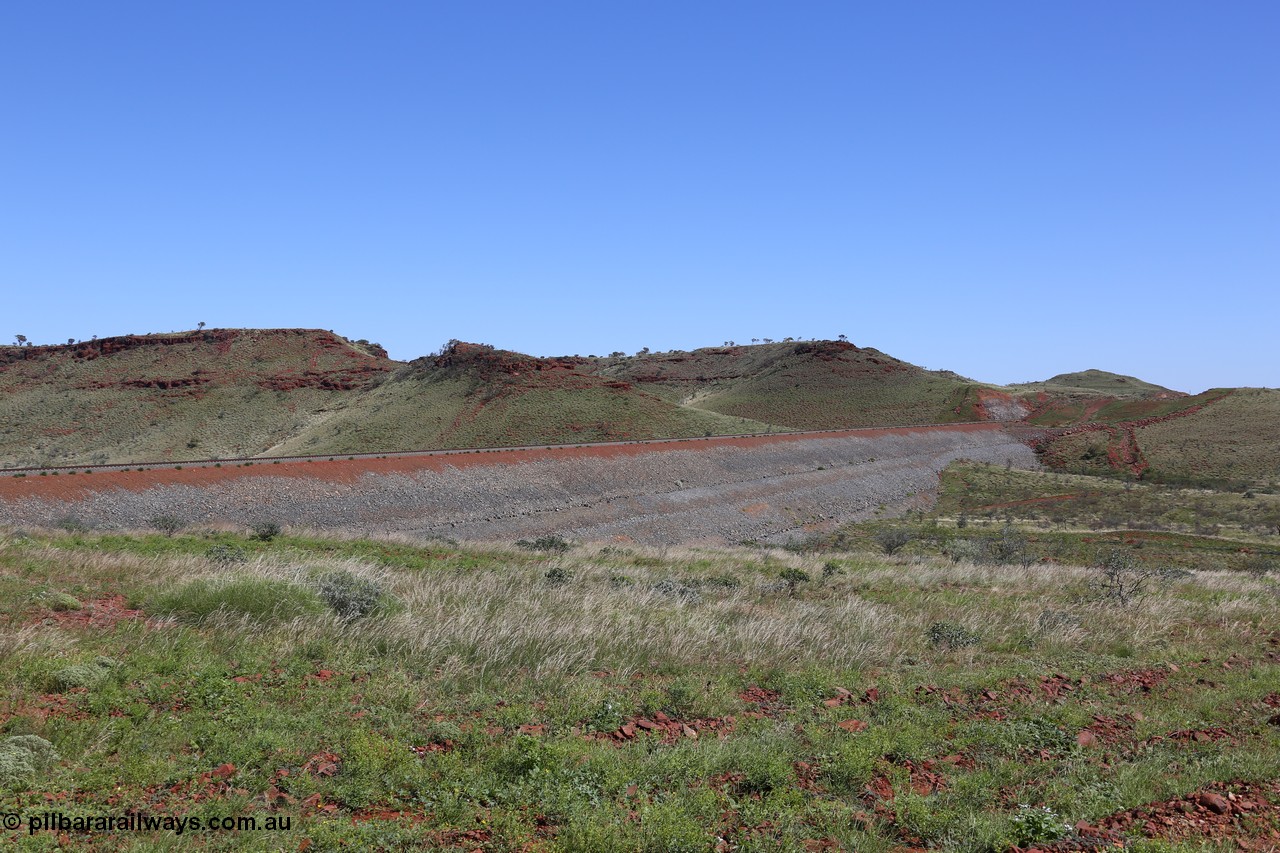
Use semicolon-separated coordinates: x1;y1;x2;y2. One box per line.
1137;388;1280;485
266;342;773;456
1034;388;1279;487
0;330;1271;485
0;329;393;467
1019;369;1181;398
0;334;1007;468
583;340;988;429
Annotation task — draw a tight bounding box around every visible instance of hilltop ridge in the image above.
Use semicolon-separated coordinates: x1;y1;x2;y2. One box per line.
1;328;1271;485
1015;369;1182;399
0;329;394;467
583;339;984;428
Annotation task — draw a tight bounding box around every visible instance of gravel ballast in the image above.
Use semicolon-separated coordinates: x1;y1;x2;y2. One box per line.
0;425;1037;545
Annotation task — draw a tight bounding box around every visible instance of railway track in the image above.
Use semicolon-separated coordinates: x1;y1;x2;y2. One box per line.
0;420;1019;478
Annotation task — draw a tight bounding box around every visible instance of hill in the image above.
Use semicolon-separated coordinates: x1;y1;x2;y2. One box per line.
1137;388;1280;485
0;329;393;467
1015;369;1180;398
1034;388;1280;487
583;340;1001;429
0;335;780;467
268;342;774;456
0;331;1272;485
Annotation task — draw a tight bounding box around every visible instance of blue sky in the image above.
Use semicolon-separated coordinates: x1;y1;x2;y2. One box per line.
3;2;1276;392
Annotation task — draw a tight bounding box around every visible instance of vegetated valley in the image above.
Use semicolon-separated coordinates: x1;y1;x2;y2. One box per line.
1;328;1278;851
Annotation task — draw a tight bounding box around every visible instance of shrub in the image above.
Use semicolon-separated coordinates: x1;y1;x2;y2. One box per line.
54;516;89;533
946;538;987;565
782;536;819;554
733;751;792;795
38;591;82;611
638;801;706;853
927;621;980;650
701;573;742;589
1006;804;1071;847
584;699;624;733
991;525;1032;566
51;656;120;691
874;529;914;555
1035;609;1080;633
146;576;325;624
250;520;282;542
544;566;574;586
0;735;60;789
313;568;387;620
205;544;248;565
650;579;701;603
663;679;698;717
1244;554;1276;576
778;567;810;597
1091;548;1157;607
516;534;572;553
149;515;184;537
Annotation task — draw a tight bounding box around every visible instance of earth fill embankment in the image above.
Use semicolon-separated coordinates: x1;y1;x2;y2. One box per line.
0;424;1037;545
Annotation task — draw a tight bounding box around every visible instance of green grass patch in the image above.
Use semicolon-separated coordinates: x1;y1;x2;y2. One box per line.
2;527;1279;850
143;576;326;624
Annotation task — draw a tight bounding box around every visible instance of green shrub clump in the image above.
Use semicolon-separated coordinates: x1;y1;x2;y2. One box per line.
205;544;248;565
0;735;60;788
516;534;572;553
650;579;701;602
313;568;387;620
543;566;574;586
250;520;282;542
38;590;82;611
927;621;981;650
1005;804;1071;847
874;529;914;555
149;515;184;537
51;656;120;691
779;567;810;597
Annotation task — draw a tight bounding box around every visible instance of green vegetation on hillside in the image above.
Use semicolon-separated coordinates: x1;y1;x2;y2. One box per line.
0;336;782;467
2;332;1272;489
0;330;393;468
1022;390;1221;429
590;341;983;429
270;347;774;456
824;460;1280;576
1138;388;1280;486
1029;389;1278;488
2;526;1279;850
1012;369;1177;398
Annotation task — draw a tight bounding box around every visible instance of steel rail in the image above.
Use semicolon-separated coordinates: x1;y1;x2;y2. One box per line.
0;420;1021;477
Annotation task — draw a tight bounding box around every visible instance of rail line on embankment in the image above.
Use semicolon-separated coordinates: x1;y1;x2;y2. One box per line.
0;420;1021;478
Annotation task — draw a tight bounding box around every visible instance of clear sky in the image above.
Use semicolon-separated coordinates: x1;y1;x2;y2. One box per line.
3;2;1276;392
